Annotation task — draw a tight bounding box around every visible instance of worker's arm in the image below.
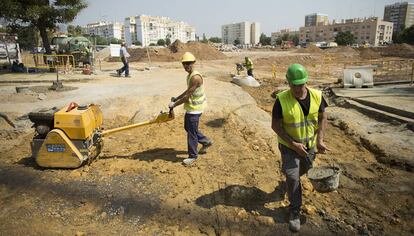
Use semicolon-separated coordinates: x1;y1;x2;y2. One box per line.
171;75;202;108
271;117;308;157
316;111;330;153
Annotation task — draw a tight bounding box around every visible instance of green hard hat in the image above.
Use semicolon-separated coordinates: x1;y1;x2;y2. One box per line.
286;64;308;85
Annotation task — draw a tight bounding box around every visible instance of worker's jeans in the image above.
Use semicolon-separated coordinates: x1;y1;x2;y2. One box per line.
247;69;253;77
120;57;129;76
279;144;315;213
184;113;210;159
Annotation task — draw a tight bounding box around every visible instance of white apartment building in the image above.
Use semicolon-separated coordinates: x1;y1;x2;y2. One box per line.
221;21;261;46
299;17;393;46
82;21;124;41
124;17;137;45
124;15;195;47
271;28;299;45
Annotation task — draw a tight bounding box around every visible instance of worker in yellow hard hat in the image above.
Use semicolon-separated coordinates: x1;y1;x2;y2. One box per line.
169;52;213;166
271;64;330;232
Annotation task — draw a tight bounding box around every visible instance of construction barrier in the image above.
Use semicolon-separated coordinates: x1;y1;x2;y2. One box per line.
22;53;76;72
345;59;414;83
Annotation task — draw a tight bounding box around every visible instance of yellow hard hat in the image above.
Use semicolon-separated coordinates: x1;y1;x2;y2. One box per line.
181;52;196;62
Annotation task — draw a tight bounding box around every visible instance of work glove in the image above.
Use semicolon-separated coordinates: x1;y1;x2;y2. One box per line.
168;102;175;109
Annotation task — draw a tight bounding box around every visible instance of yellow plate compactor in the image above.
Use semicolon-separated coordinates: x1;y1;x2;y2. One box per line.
29;103;174;168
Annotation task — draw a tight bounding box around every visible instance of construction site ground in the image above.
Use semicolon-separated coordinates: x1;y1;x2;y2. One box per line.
0;48;413;235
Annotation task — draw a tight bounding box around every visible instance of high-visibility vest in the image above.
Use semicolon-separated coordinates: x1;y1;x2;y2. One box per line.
245;58;253;70
184;70;207;112
276;88;322;149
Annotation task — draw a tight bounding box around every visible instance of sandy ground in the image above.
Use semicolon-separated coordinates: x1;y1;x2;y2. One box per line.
0;49;413;235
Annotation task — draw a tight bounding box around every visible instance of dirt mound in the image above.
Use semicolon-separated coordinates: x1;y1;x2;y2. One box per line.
324;46;357;54
358;48;382;59
375;43;414;58
296;45;323;53
110;40;227;62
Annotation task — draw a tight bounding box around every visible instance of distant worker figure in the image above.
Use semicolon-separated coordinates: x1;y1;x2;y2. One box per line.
244;57;254;77
271;64;330;232
169;52;213;166
117;42;130;77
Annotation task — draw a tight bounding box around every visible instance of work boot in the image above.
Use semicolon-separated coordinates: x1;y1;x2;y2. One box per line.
116;69;121;77
199;140;213;155
289;210;301;232
183;157;197;166
125;74;130;77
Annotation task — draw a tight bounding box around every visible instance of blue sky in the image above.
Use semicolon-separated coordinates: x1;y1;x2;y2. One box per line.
72;0;413;37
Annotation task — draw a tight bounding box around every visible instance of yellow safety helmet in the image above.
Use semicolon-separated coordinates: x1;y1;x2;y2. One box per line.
181;52;196;63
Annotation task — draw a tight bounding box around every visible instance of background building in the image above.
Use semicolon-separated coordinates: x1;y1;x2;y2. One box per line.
82;21;124;41
300;17;393;46
384;2;414;34
124;17;137;45
305;13;329;27
221;21;261;46
124;15;195;47
271;28;299;45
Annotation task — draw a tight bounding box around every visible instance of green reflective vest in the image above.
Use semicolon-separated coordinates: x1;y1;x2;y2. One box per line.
184;70;207;112
277;88;322;149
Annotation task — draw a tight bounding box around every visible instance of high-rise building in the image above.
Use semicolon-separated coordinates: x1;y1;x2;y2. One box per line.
82;21;124;41
124;17;137;45
221;21;261;45
124;15;195;47
299;17;393;46
384;2;414;34
305;13;329;27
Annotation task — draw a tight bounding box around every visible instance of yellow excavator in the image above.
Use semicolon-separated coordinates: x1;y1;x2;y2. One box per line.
29;102;174;168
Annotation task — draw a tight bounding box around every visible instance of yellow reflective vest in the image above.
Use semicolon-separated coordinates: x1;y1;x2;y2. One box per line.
245;58;253;70
184;70;207;112
276;88;322;149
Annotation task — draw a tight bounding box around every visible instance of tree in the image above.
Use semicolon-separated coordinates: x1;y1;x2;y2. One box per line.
110;38;122;44
67;24;82;36
289;34;300;46
259;33;271;46
234;39;241;45
149;43;156;46
281;33;289;41
335;31;355;46
133;40;142;46
398;25;414;45
92;36;108;45
0;0;87;54
165;37;171;46
157;39;166;46
209;37;222;43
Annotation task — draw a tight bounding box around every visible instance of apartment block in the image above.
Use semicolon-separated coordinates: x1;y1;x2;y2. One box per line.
300;17;393;46
124;17;137;45
271;28;299;45
82;21;124;41
221;21;261;45
124;15;195;47
384;1;414;33
305;13;329;27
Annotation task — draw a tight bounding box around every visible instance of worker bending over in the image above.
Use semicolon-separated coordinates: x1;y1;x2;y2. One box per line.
244;57;254;77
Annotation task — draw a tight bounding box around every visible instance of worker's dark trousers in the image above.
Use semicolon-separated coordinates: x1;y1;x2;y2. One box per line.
247;69;253;77
184;113;210;158
279;144;314;213
120;57;129;76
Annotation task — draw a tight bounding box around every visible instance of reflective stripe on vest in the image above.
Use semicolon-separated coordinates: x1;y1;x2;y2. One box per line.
184;70;207;112
276;88;322;149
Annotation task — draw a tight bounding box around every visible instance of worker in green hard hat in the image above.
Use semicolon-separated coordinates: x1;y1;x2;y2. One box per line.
271;63;330;232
